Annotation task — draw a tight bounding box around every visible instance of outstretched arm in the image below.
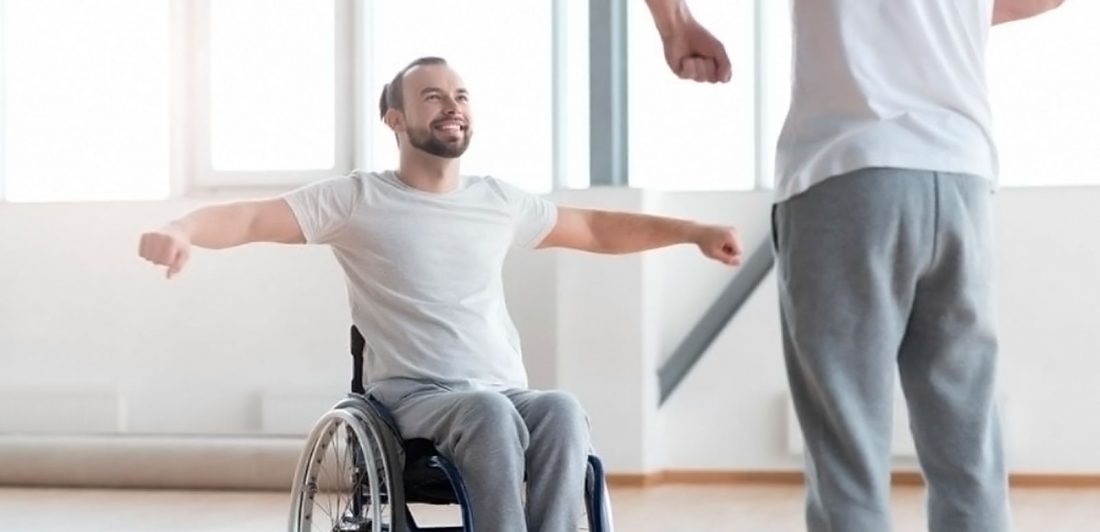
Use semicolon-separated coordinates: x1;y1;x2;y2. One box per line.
138;198;304;278
994;0;1065;25
538;207;743;266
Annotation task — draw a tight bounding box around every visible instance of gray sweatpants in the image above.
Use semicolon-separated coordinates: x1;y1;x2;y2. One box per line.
366;378;591;532
772;168;1011;532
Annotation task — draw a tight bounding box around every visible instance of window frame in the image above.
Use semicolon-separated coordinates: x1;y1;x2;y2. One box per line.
185;0;356;192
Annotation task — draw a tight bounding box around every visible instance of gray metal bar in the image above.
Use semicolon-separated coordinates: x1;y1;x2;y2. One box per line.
589;0;629;186
658;239;776;404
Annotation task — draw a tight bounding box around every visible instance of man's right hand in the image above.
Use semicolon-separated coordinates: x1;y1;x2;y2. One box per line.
139;225;191;279
659;17;732;84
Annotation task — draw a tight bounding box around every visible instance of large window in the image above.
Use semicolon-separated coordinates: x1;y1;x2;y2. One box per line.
560;0;591;191
4;2;1094;202
628;0;756;191
987;1;1100;187
208;0;338;173
759;0;791;191
0;0;580;201
194;0;354;188
1;0;171;202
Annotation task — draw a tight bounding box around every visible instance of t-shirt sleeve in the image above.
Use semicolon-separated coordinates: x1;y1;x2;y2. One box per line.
281;173;363;244
491;178;559;249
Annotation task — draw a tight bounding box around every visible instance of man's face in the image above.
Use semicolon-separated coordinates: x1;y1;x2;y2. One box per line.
396;64;472;158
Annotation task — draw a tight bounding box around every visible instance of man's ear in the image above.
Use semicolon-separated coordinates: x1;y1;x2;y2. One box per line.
384;109;405;133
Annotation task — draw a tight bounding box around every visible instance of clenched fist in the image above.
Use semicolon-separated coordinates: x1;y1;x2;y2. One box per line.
693;225;742;266
138;225;191;279
659;18;732;83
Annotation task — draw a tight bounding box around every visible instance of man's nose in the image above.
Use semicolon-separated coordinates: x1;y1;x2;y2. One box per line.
441;98;460;113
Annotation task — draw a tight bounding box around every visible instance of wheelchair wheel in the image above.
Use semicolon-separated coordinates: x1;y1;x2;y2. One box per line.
583;455;615;532
289;408;398;532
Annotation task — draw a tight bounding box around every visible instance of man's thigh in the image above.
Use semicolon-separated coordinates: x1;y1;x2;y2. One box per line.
367;379;525;445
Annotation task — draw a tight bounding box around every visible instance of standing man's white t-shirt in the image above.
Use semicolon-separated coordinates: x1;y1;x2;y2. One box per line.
775;0;998;202
283;170;557;390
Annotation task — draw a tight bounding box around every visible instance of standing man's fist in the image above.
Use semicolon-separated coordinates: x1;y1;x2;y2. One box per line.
660;18;732;83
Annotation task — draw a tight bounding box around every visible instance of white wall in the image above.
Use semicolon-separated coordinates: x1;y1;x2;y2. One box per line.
0;201;351;434
2;187;1099;477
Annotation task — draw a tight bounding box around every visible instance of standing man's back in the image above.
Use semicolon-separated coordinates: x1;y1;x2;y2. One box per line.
777;0;997;201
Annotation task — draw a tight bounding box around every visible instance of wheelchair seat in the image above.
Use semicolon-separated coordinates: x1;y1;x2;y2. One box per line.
401;438;460;505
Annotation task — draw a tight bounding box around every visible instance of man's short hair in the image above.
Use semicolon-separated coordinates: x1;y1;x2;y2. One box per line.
379;57;449;120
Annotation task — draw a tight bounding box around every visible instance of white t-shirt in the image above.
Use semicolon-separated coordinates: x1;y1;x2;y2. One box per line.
283;170;558;390
775;0;998;202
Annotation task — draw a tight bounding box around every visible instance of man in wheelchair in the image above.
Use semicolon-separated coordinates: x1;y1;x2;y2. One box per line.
139;57;743;531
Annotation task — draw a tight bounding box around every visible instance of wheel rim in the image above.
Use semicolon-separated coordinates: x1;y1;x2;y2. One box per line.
293;410;394;532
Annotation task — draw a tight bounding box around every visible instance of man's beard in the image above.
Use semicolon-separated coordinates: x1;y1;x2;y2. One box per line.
407;124;472;158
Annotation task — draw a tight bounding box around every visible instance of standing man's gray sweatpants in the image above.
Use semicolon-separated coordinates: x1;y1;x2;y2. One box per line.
366;378;591;532
772;168;1011;532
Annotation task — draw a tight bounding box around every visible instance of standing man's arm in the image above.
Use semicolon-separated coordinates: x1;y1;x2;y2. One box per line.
994;0;1065;25
538;207;743;266
138;199;304;278
644;0;731;83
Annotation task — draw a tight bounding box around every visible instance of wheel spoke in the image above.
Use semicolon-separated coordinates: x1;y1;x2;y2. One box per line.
292;406;398;532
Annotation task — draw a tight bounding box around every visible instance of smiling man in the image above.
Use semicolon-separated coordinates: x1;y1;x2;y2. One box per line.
138;57;743;532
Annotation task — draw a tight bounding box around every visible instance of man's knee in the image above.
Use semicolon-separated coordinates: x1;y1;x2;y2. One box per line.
453;391;529;446
533;391;590;440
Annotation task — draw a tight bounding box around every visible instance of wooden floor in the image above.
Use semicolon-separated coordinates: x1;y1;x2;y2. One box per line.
2;484;1098;531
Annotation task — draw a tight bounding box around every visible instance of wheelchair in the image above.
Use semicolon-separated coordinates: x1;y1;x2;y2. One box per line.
288;326;614;531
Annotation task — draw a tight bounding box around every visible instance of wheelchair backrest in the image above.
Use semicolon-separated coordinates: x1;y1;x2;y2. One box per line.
350;325;366;394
